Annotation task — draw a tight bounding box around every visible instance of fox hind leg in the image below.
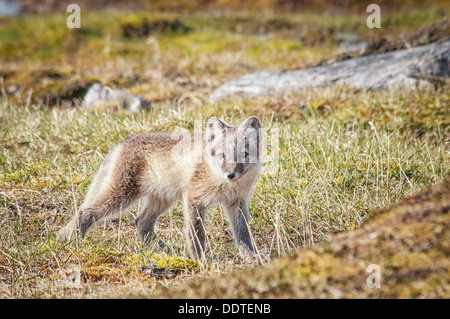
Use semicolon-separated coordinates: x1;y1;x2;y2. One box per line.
56;207;98;243
57;170;143;242
57;142;147;242
134;195;173;248
57;192;140;242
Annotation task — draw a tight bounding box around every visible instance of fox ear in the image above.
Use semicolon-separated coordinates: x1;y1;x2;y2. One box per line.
241;116;261;131
206;117;227;142
207;117;227;131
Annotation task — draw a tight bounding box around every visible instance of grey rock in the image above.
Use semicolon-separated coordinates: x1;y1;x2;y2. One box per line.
210;41;450;102
83;82;150;112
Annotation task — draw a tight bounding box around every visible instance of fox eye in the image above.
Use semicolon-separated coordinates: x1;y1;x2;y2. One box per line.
217;152;225;159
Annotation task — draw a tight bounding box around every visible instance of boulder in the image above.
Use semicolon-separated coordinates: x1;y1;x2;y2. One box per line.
83;82;150;112
210;41;450;102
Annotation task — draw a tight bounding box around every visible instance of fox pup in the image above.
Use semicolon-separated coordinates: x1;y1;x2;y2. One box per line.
57;116;264;261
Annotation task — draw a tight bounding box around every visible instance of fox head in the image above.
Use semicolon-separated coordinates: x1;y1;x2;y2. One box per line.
205;116;263;181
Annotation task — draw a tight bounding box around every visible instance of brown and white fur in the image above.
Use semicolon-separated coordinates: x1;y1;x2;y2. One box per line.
57;116;264;261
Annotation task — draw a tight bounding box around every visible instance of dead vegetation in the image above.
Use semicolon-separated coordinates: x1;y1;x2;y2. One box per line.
150;178;450;298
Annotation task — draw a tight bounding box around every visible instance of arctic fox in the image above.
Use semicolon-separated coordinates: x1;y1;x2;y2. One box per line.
57;116;264;261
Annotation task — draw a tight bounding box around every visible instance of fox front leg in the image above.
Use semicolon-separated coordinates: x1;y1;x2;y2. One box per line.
225;201;269;264
224;200;257;258
184;201;207;260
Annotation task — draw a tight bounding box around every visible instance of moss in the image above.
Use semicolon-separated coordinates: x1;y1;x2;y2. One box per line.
39;239;62;252
80;264;150;283
153;255;199;270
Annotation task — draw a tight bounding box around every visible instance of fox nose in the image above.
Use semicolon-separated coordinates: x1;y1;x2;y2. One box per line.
227;173;236;180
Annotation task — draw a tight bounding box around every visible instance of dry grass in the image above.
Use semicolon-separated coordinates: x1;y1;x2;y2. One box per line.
150;178;450;298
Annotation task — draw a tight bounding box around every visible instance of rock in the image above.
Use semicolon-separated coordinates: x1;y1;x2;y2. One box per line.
83;82;150;112
140;265;178;279
210;41;450;102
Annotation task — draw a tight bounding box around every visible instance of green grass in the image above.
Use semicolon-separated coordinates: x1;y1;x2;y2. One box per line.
0;6;449;298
